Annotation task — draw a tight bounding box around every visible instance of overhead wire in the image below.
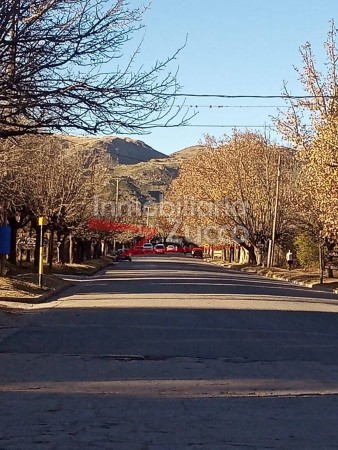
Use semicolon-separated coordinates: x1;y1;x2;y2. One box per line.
169;93;337;99
177;104;288;109
147;124;312;128
162;93;313;128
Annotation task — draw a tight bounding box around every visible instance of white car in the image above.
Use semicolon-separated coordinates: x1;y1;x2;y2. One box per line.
142;242;154;253
154;243;165;254
166;244;177;252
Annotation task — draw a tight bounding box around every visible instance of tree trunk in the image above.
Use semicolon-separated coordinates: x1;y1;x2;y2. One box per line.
77;238;85;263
48;230;54;273
82;240;89;261
93;242;100;259
230;247;234;262
33;225;40;270
240;243;257;265
69;234;74;264
327;267;334;278
248;245;257;264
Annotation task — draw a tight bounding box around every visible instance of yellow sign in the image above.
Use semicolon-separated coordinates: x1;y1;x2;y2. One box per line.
38;217;47;226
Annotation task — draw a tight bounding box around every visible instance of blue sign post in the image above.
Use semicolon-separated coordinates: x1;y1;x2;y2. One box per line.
0;225;11;276
0;226;11;255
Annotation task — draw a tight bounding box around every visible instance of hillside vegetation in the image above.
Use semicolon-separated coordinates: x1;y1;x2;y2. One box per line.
60;136;206;202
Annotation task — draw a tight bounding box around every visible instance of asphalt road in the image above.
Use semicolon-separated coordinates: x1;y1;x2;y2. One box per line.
1;255;338;449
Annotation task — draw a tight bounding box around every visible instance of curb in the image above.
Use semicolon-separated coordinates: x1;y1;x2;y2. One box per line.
245;268;338;294
0;280;75;305
205;259;338;295
0;260;115;306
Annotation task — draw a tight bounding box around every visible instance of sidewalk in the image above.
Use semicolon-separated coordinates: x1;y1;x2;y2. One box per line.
0;256;115;306
207;258;338;294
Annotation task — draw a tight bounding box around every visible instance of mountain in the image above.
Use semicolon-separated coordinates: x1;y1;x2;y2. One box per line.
60;135;168;165
170;145;206;160
113;158;181;203
112;145;208;202
59;136;205;204
104;136;168;164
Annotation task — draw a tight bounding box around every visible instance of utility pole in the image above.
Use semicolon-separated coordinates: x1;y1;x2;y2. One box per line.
319;240;324;284
115;177;120;209
113;177;121;252
146;206;151;227
268;153;281;267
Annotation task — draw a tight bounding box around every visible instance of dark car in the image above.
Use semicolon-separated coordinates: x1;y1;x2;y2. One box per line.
191;247;203;258
116;249;132;262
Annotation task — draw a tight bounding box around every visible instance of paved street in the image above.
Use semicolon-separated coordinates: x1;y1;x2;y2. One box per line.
1;255;338;449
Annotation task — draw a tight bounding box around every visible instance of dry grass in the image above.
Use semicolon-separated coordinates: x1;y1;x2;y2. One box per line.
0;274;71;301
0;256;114;302
0;276;42;299
52;256;114;275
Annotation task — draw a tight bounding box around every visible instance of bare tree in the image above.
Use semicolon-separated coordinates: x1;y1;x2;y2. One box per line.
0;134;111;265
0;0;188;138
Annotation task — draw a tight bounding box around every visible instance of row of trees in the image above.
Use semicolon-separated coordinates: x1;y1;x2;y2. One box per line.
274;20;338;242
1;133;162;268
1;4;337;271
0;0;187;272
0;135;111;266
162;131;297;264
161;23;338;266
162;125;336;266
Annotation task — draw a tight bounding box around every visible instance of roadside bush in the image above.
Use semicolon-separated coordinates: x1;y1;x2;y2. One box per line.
294;233;319;268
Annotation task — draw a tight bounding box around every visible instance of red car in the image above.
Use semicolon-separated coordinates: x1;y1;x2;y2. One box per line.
116;249;132;261
133;246;144;255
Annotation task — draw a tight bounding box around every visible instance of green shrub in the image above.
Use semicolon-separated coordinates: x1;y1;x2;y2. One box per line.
294;233;319;268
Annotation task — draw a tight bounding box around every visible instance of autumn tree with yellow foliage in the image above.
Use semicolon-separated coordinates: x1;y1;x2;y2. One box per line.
163;131;297;263
274;20;338;242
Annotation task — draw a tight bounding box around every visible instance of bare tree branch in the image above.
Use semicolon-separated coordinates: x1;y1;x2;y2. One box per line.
0;0;190;138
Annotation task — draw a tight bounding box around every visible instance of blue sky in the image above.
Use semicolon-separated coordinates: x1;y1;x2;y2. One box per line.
121;0;338;155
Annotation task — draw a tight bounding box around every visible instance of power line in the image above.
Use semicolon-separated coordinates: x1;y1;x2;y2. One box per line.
181;124;276;128
143;124;313;129
177;105;288;109
170;93;337;99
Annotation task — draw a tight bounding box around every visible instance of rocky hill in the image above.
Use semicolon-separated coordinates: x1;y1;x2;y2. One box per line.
60;135;206;203
112;143;207;203
60;135;168;165
170;145;206;160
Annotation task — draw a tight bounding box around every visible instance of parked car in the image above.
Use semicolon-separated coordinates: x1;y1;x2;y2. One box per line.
133;245;144;255
154;243;165;254
166;244;177;252
116;249;132;261
191;247;203;258
142;242;154;253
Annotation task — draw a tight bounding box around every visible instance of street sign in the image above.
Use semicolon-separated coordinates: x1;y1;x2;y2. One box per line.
0;226;11;255
38;216;48;226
